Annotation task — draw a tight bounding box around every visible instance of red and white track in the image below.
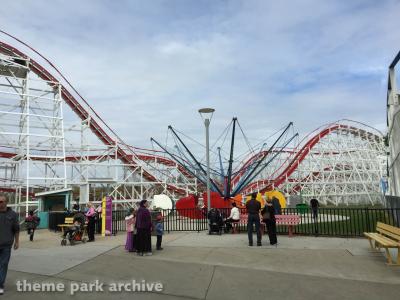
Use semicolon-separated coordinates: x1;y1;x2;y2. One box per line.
238;122;382;193
0;40;188;195
0;37;385;205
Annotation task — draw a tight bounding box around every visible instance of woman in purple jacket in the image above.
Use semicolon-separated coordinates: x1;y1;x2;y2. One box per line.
135;200;152;256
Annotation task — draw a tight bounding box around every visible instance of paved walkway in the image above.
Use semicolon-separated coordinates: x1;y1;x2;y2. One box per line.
4;230;400;299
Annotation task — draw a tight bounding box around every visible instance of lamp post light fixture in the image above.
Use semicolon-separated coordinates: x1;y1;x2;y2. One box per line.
198;108;215;211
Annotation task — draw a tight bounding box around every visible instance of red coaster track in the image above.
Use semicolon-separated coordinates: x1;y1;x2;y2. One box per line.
240;123;382;194
0;40;187;195
0;37;383;198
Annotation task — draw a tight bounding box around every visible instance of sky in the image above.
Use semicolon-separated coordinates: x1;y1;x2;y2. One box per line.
1;0;400;157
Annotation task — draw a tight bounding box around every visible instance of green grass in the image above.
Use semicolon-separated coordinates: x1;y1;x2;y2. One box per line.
288;208;397;237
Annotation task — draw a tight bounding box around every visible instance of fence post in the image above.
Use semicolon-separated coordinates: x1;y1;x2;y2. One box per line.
365;207;370;232
167;209;170;234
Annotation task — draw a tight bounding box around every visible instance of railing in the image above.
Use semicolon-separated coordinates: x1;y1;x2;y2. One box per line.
112;207;400;237
112;210;126;234
45;207;400;237
280;207;400;237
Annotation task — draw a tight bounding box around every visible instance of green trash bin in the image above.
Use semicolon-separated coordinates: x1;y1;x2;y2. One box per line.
296;203;309;214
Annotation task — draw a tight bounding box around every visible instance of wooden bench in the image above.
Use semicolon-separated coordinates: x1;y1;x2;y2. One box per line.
364;222;400;266
57;217;88;233
57;217;74;235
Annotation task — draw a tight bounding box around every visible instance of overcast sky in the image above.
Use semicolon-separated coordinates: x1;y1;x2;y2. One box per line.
1;0;399;156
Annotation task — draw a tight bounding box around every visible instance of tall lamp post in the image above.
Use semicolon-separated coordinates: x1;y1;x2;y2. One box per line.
198;108;215;211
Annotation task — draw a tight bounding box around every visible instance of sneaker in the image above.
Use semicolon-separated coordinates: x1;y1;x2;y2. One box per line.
248;243;253;247
257;243;262;246
0;288;4;295
145;252;153;256
156;247;163;250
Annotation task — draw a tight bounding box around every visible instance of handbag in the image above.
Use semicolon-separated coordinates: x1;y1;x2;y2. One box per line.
262;206;271;221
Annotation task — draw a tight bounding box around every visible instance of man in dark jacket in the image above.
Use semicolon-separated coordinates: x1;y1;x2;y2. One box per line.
310;198;319;219
246;192;262;246
0;193;20;295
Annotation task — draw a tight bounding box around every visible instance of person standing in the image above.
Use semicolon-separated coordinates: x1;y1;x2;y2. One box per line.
246;192;262;246
96;204;102;234
261;197;277;246
135;200;152;256
224;202;240;233
85;202;96;242
72;202;80;212
0;193;20;295
310;198;319;220
155;214;164;250
25;211;40;242
271;197;282;215
125;208;136;252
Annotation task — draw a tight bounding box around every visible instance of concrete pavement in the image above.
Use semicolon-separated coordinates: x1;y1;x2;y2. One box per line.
3;230;400;299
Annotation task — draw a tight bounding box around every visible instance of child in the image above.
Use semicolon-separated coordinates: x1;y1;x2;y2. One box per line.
155;214;164;250
25;211;40;241
125;208;136;252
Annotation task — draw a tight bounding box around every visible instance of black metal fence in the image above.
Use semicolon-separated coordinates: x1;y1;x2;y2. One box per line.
49;207;400;237
279;207;400;237
111;207;400;237
112;210;126;234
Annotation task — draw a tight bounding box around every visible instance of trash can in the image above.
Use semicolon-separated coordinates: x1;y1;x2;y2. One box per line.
296;203;309;214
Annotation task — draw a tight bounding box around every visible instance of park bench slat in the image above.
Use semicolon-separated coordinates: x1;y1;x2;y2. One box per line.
57;217;75;234
377;222;400;236
64;217;74;224
364;233;398;247
376;222;400;242
276;215;300;226
364;222;400;266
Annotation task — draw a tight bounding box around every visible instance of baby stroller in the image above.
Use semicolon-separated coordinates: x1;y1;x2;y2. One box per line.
207;208;224;235
61;213;88;246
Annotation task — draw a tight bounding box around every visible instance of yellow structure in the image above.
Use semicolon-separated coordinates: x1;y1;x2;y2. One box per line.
101;197;106;237
265;190;286;208
245;192;266;207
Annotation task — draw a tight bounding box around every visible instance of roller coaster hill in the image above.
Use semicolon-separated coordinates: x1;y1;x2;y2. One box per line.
152;118;386;214
0;33;387;215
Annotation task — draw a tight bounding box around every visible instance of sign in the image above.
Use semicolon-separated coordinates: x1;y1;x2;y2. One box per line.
101;197;106;237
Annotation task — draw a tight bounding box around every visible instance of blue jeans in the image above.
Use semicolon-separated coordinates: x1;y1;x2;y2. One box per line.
247;214;261;245
312;208;318;219
0;247;12;289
